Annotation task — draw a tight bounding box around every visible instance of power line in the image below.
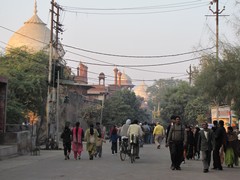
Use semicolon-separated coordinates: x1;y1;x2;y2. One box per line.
62;1;208;11
63;44;214;58
0;25;214;59
0;38;191;77
67;65;172;82
64;49;186;75
62;2;209;15
126;67;185;75
65;56;204;67
65;50;115;65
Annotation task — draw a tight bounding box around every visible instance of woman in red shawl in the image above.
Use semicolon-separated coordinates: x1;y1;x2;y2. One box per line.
72;122;84;160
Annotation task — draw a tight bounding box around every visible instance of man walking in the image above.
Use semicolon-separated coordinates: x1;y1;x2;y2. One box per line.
165;115;176;168
197;122;214;173
60;122;72;160
212;120;218;169
213;120;227;170
153;122;165;149
166;116;187;170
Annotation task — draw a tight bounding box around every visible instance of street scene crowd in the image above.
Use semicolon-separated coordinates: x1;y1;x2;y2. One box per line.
60;115;240;173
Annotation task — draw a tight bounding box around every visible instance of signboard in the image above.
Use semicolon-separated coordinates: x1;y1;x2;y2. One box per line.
211;106;231;119
211;105;238;128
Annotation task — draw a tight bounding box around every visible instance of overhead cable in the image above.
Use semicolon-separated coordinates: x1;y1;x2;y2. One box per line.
62;2;209;15
0;25;214;59
62;1;208;11
65;56;203;67
63;44;214;58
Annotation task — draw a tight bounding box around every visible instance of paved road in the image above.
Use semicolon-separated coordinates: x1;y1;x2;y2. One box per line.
0;142;239;180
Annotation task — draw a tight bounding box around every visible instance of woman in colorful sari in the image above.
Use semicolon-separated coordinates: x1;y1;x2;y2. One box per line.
72;122;84;160
225;126;239;167
85;124;99;160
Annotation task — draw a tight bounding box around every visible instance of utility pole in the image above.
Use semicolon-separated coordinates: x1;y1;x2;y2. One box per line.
207;0;228;122
208;0;226;62
186;65;192;86
100;94;105;126
46;0;54;139
56;71;60;148
46;0;63;147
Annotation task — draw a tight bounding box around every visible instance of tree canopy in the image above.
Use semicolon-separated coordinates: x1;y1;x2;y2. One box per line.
0;48;48;124
102;89;151;126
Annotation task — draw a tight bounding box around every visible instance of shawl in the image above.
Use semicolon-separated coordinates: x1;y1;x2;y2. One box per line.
72;127;83;143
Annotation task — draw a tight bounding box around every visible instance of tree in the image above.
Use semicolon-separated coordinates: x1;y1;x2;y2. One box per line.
102;89;150;126
0;48;48;124
194;46;240;117
160;82;189;122
147;79;181;111
219;47;240;116
184;96;211;125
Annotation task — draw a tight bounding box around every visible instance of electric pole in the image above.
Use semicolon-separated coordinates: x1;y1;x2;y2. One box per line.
208;0;227;62
186;65;193;86
46;0;63;148
207;0;228;122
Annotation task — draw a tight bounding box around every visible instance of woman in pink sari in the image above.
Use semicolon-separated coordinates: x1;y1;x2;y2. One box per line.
72;122;84;160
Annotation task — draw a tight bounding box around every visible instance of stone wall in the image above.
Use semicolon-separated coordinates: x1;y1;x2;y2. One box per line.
3;131;31;155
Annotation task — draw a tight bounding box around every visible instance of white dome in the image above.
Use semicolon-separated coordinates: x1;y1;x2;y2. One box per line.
6;3;64;58
7;14;49;52
134;81;148;100
121;71;133;86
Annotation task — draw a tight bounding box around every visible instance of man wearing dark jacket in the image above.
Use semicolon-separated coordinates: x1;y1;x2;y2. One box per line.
166;116;187;170
165;115;176;168
213;120;226;170
211;120;218;169
197;122;214;173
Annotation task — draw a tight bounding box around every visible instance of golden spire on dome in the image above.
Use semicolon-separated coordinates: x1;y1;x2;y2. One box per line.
34;0;38;15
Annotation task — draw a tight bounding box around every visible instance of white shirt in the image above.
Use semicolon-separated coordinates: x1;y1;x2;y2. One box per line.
204;130;208;141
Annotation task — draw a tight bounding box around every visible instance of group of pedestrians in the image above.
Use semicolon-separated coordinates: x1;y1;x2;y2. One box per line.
196;119;239;173
110;119;143;159
116;118;165;158
165;115;240;173
60;122;84;160
60;117;240;173
60;122;105;161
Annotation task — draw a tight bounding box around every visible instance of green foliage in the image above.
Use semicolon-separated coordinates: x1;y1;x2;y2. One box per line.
160;82;191;123
147;79;181;110
194;46;240;117
148;79;210;126
102;89;150;125
184;96;210;125
194;54;225;105
0;48;48;124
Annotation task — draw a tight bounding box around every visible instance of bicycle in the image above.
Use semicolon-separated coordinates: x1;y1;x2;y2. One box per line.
129;134;138;163
119;136;129;161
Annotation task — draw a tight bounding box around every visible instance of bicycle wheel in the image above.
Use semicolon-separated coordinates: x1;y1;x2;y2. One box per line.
120;149;126;161
130;144;135;163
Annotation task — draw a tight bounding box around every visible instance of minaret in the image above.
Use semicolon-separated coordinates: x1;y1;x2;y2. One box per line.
98;72;105;86
118;71;122;87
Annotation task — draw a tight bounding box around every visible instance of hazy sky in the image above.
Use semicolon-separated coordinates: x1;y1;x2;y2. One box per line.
0;0;238;87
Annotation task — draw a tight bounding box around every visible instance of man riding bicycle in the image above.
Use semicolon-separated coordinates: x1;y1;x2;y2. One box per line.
120;119;131;137
127;119;143;159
